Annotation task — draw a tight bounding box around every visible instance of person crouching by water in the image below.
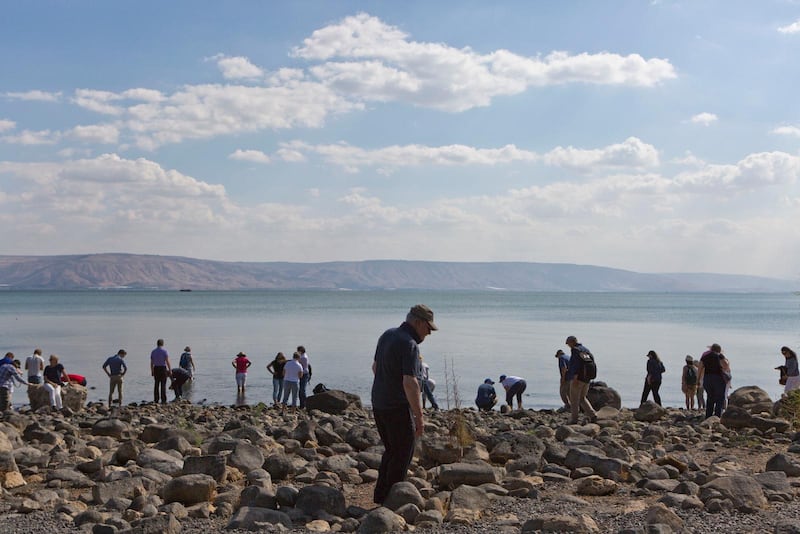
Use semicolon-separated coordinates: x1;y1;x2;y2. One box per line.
232;352;252;395
102;349;127;408
371;304;436;505
475;378;497;411
43;354;70;411
499;374;526;410
781;346;800;393
267;352;287;406
169;367;191;400
282;352;303;408
641;350;665;406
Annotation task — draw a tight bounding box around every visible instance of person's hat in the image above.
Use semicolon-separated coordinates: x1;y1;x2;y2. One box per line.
555;349;565;357
409;304;438;331
565;335;577;343
685;355;693;362
184;346;191;352
484;378;494;385
499;374;507;382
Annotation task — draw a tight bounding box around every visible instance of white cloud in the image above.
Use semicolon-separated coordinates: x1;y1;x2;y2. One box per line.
211;54;265;80
772;125;800;138
778;19;800;34
1;129;59;145
73;89;125;116
70;124;120;144
0;119;15;132
278;137;658;173
690;112;718;126
292;13;677;112
3;90;62;102
229;149;271;164
674;151;800;190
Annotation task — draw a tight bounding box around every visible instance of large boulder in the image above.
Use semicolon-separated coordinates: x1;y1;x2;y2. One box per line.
295;485;346;518
701;475;768;513
28;383;87;412
634;401;667;422
586;383;621;410
728;386;772;415
305;390;362;415
162;474;217;505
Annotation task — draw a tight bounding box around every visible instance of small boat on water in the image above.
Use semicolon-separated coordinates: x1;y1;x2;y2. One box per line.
179;289;192;292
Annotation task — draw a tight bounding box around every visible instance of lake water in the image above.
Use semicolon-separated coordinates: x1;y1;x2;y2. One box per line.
0;290;797;410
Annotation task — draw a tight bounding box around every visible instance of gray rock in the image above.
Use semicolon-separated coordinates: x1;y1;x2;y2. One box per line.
701;475;768;513
522;514;600;533
321;454;358;474
238;485;277;509
292;419;318;443
754;470;794;502
727;386;773;414
383;481;425;511
276;485;299;507
92;419;129;439
357;507;406;534
138;424;172;444
263;453;295;480
162;474;216;505
93;477;146;504
646;503;683;531
306;390;362;414
128;513;181;534
136;448;183;476
449;484;490;510
635;401;667;422
575;475;618;496
228;441;264;474
225;506;292;530
154;435;194;455
74;509;106;526
438;461;497;488
564;446;632;482
767;453;800;477
295;485;346;518
115;439;145;464
394;503;421;524
182;454;227;483
587;383;622;410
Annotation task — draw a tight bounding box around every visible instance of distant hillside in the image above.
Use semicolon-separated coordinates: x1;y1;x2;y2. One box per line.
0;254;795;292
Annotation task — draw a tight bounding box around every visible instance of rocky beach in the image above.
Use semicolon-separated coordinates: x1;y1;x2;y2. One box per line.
3;384;800;533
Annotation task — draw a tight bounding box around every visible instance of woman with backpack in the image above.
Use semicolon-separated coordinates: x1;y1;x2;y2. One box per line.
682;355;699;410
641;350;665;406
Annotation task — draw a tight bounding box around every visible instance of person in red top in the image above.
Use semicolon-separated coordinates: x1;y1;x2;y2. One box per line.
232;352;252;395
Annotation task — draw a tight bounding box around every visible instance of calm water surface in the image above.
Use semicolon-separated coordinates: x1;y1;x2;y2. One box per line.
0;290;796;409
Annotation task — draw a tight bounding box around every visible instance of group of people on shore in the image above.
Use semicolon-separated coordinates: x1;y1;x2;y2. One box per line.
0;350;73;411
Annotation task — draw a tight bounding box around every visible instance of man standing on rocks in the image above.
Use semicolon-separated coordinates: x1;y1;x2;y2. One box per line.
555;349;570;412
102;349;127;407
150;339;171;404
371;304;436;504
25;348;44;385
297;345;311;409
565;335;597;424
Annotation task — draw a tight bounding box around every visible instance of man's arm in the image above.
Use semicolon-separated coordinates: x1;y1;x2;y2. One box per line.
402;375;424;437
372;361;376;375
102;360;110;377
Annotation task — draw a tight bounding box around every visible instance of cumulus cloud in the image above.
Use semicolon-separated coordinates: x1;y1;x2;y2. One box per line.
690;112;718;126
674;151;800;190
229;149;271;164
0;119;15;132
3;90;62;102
292;13;677;111
70;124;120;144
277;137;658;173
773;126;800;138
778;19;800;34
1;129;59;145
210;54;265;80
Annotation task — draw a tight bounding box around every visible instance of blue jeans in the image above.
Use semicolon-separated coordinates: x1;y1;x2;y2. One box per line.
420;379;438;409
283;380;299;406
272;377;284;403
299;372;310;408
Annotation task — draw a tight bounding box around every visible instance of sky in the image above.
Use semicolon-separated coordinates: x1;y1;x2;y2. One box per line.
2;1;800;279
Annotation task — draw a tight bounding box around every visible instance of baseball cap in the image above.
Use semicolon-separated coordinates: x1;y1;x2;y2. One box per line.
484;378;494;384
409;304;438;331
499;374;507;382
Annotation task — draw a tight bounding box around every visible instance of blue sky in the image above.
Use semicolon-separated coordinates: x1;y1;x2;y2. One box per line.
2;1;800;278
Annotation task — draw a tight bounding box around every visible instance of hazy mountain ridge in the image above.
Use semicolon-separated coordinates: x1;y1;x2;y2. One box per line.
0;254;795;292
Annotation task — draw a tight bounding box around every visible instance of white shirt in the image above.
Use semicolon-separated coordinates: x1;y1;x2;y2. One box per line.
501;376;523;388
25;354;44;378
284;360;303;383
299;353;310;374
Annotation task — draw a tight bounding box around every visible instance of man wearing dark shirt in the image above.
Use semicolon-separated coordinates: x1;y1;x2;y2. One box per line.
475;378;497;411
371;304;437;504
566;335;597;425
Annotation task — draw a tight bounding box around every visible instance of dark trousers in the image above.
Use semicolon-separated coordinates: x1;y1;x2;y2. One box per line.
506;380;527;405
704;374;726;418
153;366;167;403
0;387;9;411
373;406;415;504
641;379;662;405
299;372;309;408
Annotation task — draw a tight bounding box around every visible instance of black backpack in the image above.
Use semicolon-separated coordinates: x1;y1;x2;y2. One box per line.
685;364;698;386
578;350;597;382
312;383;329;395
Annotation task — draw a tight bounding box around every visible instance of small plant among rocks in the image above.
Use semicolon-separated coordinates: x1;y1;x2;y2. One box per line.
774;389;800;428
443;356;474;453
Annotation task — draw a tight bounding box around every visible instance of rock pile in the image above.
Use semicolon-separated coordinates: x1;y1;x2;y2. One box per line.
1;386;800;533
